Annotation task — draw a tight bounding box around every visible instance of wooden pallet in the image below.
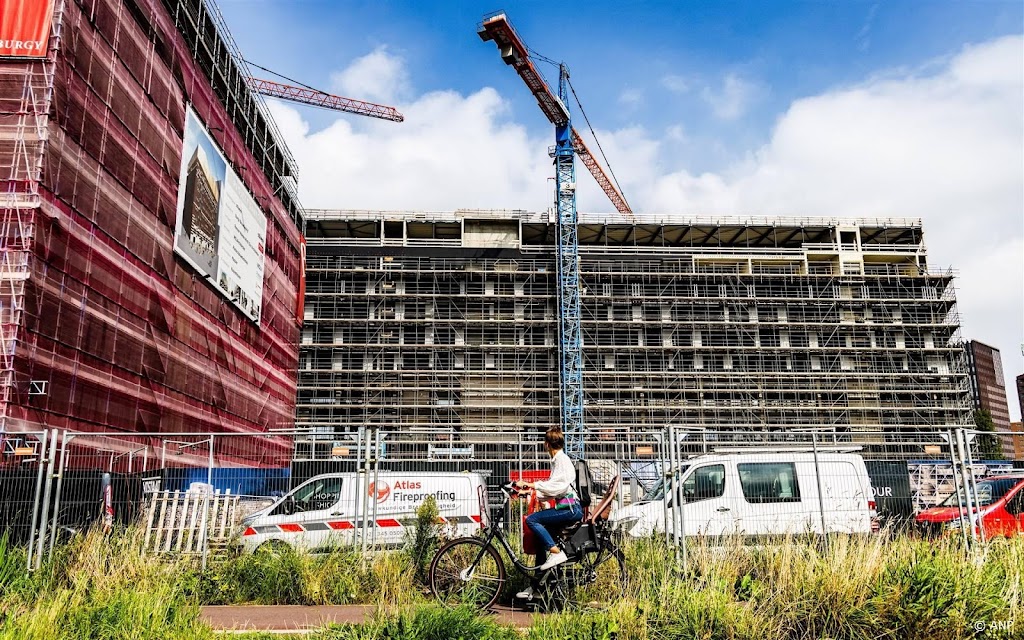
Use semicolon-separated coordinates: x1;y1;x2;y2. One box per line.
143;489;238;555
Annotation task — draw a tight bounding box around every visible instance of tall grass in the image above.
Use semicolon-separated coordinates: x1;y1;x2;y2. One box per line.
0;528;211;640
0;527;1020;639
537;533;1022;640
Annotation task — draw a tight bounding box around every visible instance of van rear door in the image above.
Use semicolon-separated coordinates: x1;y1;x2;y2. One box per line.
816;459;871;534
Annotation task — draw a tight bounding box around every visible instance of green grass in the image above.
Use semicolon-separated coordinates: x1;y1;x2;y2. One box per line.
0;528;1020;639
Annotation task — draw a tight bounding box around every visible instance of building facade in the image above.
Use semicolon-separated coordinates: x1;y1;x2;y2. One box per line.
964;341;1013;458
298;210;973;456
0;0;304;466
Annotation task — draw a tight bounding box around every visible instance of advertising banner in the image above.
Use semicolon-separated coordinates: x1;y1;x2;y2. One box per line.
0;0;53;58
174;105;267;323
0;0;54;58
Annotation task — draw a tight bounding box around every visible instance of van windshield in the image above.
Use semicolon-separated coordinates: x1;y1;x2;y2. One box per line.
939;478;1019;508
288;477;343;513
643;466;689;501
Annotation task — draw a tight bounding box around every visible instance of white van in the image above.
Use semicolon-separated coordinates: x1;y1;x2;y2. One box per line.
610;452;877;538
240;471;488;552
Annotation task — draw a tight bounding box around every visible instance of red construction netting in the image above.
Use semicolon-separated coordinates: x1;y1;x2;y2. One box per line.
1;0;302;467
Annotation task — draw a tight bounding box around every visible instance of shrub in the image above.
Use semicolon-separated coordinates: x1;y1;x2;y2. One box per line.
407;495;441;583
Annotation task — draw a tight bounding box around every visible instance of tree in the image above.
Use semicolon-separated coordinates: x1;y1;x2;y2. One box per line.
973;409;1004;460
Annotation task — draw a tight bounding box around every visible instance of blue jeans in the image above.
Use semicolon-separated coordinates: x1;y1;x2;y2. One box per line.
526;502;584;552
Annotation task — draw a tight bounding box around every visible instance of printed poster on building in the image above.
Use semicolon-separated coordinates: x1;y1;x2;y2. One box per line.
174;105;267;324
0;0;54;58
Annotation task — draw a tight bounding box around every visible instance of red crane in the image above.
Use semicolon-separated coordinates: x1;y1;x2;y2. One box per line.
479;14;631;216
246;78;405;123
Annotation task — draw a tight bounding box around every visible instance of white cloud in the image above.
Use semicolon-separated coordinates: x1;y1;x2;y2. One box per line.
267;86;552;211
272;36;1024;418
639;35;1024;417
618;88;644;109
329;46;410;104
700;73;759;120
661;74;689;94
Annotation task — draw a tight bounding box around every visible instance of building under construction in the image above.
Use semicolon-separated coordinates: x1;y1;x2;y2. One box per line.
0;0;304;465
298;210;973;453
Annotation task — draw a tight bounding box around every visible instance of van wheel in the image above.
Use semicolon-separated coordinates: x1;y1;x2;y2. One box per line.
256;539;291;556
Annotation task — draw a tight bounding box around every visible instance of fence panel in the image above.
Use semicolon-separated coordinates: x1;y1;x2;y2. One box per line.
2;426;1020;565
0;430;50;568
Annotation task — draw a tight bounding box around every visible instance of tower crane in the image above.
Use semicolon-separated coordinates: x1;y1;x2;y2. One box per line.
479;13;632;459
242;60;405;122
247;78;404;123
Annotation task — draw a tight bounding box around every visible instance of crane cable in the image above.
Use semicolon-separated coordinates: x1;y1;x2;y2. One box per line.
242;58;321;93
528;49;631;212
566;77;631;212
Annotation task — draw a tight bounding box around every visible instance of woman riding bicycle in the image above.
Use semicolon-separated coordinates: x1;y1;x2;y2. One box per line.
514;428;583;600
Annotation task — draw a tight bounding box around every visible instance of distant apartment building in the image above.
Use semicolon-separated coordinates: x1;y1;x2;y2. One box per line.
297;211;973;456
1010;422;1024;461
964;341;1013;457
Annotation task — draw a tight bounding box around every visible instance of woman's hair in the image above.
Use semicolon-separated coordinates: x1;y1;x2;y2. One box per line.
544;428;565;451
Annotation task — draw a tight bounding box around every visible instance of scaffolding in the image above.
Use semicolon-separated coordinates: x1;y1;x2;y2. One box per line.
0;0;303;452
298;211;973;455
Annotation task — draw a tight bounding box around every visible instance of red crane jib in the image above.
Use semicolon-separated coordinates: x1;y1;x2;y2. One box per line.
571;129;632;217
248;78;405;123
479;14;632;216
478;14;569;126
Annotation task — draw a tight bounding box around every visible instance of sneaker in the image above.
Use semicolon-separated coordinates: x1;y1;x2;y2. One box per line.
538;551;568;571
516;586;534;599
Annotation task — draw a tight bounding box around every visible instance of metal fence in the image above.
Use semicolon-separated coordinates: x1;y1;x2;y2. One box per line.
1;426;1021;567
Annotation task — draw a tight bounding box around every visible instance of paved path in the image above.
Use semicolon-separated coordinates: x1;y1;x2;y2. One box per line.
201;604;536;633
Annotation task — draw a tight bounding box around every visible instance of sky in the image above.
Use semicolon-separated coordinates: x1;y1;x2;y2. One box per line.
218;0;1024;420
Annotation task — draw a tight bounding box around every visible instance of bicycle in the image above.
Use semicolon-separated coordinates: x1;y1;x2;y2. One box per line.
429;476;627;611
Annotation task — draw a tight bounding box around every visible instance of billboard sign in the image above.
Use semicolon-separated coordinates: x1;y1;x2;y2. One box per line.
174;105;267;323
0;0;54;58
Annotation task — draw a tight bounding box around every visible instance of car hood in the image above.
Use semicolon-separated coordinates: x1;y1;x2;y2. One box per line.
916;506;977;523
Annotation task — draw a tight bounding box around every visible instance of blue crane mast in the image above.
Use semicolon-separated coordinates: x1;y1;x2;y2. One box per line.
479;14;632;459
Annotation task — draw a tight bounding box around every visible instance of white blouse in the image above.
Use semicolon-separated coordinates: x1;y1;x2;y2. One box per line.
533;450;576;499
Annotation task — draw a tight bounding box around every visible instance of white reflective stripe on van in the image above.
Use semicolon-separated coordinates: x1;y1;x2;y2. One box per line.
243;514;481;536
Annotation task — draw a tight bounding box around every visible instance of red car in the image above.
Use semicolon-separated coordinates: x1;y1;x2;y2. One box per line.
916;474;1024;538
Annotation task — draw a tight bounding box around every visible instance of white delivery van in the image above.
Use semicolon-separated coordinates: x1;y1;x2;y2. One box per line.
610;452;877;538
240;471;488;552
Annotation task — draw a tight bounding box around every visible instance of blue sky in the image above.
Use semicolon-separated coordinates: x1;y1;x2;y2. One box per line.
220;1;1024;420
222;0;1021;172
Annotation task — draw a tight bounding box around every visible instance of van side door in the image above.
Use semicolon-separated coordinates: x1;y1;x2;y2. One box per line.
735;462;804;535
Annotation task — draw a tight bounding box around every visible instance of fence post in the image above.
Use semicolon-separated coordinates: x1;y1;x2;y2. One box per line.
961;429;986;542
26;430;49;571
946;429;970;548
360;426;373;556
660;427;670;550
34;429;59;569
352;426;364;550
954;428;978;545
811;432;828;539
370;427;381;548
49;431;73;556
207;435;214;488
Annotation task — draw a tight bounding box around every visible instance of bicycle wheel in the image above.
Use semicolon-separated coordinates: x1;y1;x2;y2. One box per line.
578;544;628;603
429;537;506;609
